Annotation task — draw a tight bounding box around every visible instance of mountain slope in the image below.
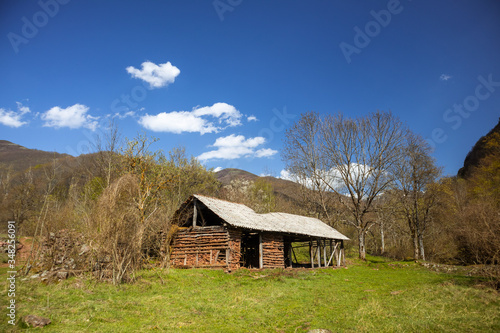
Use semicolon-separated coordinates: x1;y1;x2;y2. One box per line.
458;118;500;178
0;140;70;172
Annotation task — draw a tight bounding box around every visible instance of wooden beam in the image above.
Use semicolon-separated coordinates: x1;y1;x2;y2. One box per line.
291;245;299;266
259;233;263;269
341;240;345;266
192;198;198;228
327;242;339;267
310;241;314;268
317;240;321;267
323;240;327;267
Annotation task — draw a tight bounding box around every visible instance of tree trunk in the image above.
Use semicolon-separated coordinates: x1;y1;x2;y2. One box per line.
413;233;419;260
358;231;366;260
418;233;425;261
380;220;385;254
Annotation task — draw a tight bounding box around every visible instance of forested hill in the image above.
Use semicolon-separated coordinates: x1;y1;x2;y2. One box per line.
0;140;70;172
458;118;500;178
215;168;309;206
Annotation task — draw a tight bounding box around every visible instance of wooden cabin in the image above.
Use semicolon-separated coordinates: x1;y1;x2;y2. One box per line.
169;194;349;271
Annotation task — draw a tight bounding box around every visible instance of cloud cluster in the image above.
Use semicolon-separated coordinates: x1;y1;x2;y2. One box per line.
440;74;452;81
126;61;180;89
139;102;242;134
41;104;98;130
0;102;30;128
280;163;373;195
198;134;278;161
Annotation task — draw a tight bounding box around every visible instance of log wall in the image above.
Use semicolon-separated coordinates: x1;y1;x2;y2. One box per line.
227;228;242;271
170;227;286;270
262;232;285;268
170;226;231;268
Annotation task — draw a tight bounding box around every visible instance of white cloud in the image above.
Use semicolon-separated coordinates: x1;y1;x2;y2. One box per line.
198;134;277;161
247;115;257;122
279;169;293;181
113;111;136;119
440;74;452;81
126;61;180;89
213;167;223;173
139;102;242;134
280;163;374;196
0;102;30;128
255;148;278;158
41;104;98;130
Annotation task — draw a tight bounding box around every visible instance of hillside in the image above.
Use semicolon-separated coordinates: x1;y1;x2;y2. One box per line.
458;118;500;178
215;168;317;208
0;140;70;172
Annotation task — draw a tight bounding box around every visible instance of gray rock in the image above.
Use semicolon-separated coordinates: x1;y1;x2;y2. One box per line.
23;315;51;327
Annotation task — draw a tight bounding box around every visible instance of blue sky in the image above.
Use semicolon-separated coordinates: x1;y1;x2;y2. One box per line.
1;0;499;177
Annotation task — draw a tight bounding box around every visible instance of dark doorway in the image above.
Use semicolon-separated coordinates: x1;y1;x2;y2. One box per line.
241;232;260;268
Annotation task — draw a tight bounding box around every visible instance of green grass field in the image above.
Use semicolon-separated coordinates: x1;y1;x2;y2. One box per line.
1;256;499;332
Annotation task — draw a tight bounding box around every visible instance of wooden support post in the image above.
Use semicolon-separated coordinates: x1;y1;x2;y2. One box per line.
323;240;327;267
259;233;263;269
288;244;292;268
225;248;229;266
336;241;341;267
326;242;338;267
341;240;345;266
317;240;321;267
192;198;197;228
291;246;299;266
310;241;314;268
214;250;220;264
210;250;213;265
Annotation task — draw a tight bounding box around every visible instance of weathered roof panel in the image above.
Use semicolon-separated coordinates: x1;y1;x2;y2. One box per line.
193;194;349;240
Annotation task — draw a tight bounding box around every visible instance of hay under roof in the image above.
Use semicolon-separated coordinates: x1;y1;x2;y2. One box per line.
192;194;349;240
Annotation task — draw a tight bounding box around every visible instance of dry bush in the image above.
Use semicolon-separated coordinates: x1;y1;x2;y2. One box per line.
89;174;142;284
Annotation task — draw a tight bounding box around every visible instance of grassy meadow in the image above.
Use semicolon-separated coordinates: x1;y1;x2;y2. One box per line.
1;256;499;332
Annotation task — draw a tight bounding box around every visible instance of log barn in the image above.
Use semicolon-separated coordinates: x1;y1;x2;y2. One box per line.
169;194;349;270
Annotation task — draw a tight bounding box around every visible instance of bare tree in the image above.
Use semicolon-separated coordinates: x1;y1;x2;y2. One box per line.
282;112;338;224
283;111;407;259
391;133;441;260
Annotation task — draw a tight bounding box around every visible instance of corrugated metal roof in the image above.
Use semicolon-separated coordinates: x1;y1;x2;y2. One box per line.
193;194;349;240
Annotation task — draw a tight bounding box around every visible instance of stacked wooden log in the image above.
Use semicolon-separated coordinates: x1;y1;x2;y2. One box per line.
262;233;285;268
228;228;242;271
170;226;231;268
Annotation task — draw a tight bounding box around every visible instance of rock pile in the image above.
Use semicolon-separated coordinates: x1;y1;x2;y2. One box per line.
33;229;94;282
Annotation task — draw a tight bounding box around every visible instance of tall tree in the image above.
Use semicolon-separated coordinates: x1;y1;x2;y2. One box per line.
283;111;407;259
391;133;441;260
